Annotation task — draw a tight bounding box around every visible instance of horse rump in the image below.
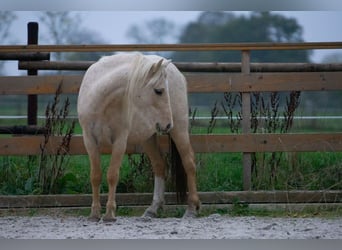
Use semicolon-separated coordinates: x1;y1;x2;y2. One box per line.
169;137;188;203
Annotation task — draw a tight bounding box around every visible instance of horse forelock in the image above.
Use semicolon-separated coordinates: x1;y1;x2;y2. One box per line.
123;53;168;123
126;53;168;98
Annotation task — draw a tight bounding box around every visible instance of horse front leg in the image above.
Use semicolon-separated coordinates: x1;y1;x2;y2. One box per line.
142;135;167;218
103;140;126;222
143;176;165;218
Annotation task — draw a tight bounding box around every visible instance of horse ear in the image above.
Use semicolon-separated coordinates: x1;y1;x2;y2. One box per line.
163;59;172;67
151;59;164;73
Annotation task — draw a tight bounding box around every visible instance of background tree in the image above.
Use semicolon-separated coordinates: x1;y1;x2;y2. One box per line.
302;51;342;115
126;18;177;57
172;12;311;63
65;28;107;61
38;11;106;62
38;12;80;61
169;12;312;106
0;11;17;74
126;18;176;44
38;12;108;114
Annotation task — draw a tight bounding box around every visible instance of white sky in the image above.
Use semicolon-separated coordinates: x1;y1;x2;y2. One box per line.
3;11;342;75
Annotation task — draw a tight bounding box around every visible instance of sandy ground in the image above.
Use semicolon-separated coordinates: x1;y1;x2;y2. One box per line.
0;214;341;239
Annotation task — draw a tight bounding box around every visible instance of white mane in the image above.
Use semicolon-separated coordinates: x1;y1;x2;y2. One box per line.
124;53;166;123
126;53;164;98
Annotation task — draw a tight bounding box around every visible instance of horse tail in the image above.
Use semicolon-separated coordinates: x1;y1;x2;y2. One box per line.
169;137;187;203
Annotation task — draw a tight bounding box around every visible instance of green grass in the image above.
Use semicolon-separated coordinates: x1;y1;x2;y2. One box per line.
251;151;342;190
1;150;341;195
196;153;243;191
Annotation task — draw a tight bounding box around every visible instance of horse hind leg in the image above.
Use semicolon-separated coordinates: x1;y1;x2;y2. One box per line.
141;135;167;218
83;134;102;222
170;131;200;218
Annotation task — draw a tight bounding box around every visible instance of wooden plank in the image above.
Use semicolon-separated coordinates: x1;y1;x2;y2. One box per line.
0;125;46;135
0;191;340;208
0;75;82;95
198;190;342;204
241;51;252;191
1;42;342;53
19;61;342;72
0;52;50;61
189;133;342;153
0;135;143;156
184;74;229;93
19;60;93;71
243;72;342;92
1;72;342;95
1;133;342;156
185;72;342;93
27;22;39;126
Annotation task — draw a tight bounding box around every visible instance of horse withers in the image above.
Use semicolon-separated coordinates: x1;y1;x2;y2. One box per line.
77;53;200;222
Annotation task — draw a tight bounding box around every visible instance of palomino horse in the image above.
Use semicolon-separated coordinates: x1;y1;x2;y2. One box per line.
77;53;200;222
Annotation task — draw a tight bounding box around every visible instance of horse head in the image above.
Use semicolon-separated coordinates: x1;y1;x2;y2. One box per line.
128;55;173;135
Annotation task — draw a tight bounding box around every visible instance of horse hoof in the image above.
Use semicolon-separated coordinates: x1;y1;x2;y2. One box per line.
102;215;117;223
88;215;101;222
182;209;198;219
138;216;152;222
142;210;157;218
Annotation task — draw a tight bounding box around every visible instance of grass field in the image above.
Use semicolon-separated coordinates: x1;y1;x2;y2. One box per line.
1;136;341;195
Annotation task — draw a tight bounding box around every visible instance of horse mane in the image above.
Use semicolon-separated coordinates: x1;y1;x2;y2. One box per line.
126;53;162;98
124;53;166;125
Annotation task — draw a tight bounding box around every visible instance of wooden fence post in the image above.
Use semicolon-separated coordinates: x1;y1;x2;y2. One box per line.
241;50;252;190
27;22;38;126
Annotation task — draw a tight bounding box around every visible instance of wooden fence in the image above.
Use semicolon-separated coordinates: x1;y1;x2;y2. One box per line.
0;23;342;208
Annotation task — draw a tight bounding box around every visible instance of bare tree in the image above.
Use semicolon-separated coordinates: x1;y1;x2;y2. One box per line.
0;11;17;74
38;11;106;62
39;12;81;44
0;11;16;43
126;18;176;44
38;12;81;61
126;18;177;57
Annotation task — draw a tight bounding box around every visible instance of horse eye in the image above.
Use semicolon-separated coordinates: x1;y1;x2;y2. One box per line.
154;88;164;96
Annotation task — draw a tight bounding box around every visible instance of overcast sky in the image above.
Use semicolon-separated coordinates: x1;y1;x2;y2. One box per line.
3;11;342;74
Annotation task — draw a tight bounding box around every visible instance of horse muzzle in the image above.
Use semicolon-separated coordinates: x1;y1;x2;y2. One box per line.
156;122;173;134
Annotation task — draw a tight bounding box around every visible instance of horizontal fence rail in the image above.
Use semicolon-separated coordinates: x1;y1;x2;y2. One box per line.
1;71;342;95
1;134;342;156
1;42;342;53
0;52;50;61
18;61;342;72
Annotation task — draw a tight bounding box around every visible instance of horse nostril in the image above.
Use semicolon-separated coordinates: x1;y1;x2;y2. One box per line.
156;123;172;133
